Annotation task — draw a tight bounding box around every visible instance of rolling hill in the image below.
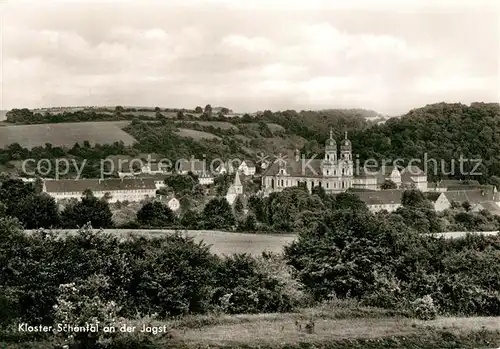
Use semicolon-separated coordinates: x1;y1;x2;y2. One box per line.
0;121;136;149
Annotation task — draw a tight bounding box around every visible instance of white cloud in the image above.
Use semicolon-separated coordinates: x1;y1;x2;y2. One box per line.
221;35;273;53
414;77;495;94
1;1;498;114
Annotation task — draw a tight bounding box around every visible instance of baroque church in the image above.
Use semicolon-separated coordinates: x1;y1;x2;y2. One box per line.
261;129;427;195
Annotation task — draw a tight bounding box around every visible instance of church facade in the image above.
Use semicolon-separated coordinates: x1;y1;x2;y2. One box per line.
261;130;427;195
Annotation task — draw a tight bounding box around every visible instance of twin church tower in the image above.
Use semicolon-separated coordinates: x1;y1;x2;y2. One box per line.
262;128;355;194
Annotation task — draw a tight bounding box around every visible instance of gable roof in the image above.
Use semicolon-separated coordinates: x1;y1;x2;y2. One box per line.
381;165;401;176
234;172;242;187
428;179;482;190
241;160;255;167
262;158;324;178
442;188;496;205
425;191;442;202
177;159;208;173
353;189;404;205
401;165;425;177
156;194;177;202
44;178;157;193
199;172;214;178
473;201;500;215
400;166;425;183
354;167;379;178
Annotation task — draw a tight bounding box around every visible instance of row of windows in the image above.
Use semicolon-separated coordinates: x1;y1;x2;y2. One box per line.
55;189;155;195
325;154;353;160
273;179;351;189
325;168;352;176
371;204;401;209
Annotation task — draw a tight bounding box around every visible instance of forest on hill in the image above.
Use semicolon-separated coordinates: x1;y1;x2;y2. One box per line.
262;102;500;184
1;102;500;185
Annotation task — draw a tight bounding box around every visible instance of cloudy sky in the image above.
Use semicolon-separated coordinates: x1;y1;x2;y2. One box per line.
1;0;499;115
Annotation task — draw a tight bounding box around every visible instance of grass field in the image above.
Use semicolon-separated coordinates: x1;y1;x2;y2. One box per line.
24;229;497;256
24;229;296;255
175;128;222;141
167;312;500;347
245;122;285;133
178;120;239;130
0;121;136;149
6;296;500;348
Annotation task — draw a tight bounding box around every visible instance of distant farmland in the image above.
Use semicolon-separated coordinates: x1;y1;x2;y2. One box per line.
0;121;136;149
179;121;239;130
24;229;297;256
175;128;222;141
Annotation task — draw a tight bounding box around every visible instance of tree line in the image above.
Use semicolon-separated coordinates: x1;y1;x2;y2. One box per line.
1;189;500;347
2;176;499;235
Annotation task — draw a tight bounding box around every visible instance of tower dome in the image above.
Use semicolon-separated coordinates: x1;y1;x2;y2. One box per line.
340;131;352;150
324;127;337;163
325;128;336;149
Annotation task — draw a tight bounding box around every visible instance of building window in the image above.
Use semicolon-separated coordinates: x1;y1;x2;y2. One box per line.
326;182;329;188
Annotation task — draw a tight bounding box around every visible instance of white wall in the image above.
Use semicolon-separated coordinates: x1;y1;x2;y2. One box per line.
368;203;401;213
434;194;451;212
47;189;157;203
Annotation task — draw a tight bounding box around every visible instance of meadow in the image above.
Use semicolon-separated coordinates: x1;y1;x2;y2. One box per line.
162;308;500;348
0;121;136;149
175;128;222;141
250;122;285;133
7;301;500;348
24;229;297;255
22;229;498;256
177;120;239;130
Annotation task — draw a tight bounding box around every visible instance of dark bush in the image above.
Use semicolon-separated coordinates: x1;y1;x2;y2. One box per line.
212;254;293;314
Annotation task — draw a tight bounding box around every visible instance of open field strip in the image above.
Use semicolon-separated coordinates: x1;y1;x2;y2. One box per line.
23;229;499;256
175;128;222;140
177;120;239;130
0;121;136;148
122;306;500;348
23;229;296;255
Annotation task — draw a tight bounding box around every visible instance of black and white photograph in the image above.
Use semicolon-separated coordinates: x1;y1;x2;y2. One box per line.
1;0;500;348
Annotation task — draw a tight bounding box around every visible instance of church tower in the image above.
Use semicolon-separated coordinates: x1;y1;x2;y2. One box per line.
322;128;337;177
340;131;353;177
340;131;352;161
324;128;337;162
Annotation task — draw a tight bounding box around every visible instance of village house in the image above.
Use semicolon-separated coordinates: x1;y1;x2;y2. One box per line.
43;178;158;203
427;179;482;192
167;197;181;211
198;172;215;185
261;130;427;195
215;160;256;176
471;201;500;216
157;194;181;212
352;190;403;213
114;155;215;186
431;187;500;212
114;154;171;178
238;160;256;176
177;159;214;185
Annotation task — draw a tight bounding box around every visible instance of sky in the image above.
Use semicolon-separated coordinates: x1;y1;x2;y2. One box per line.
1;0;499;115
